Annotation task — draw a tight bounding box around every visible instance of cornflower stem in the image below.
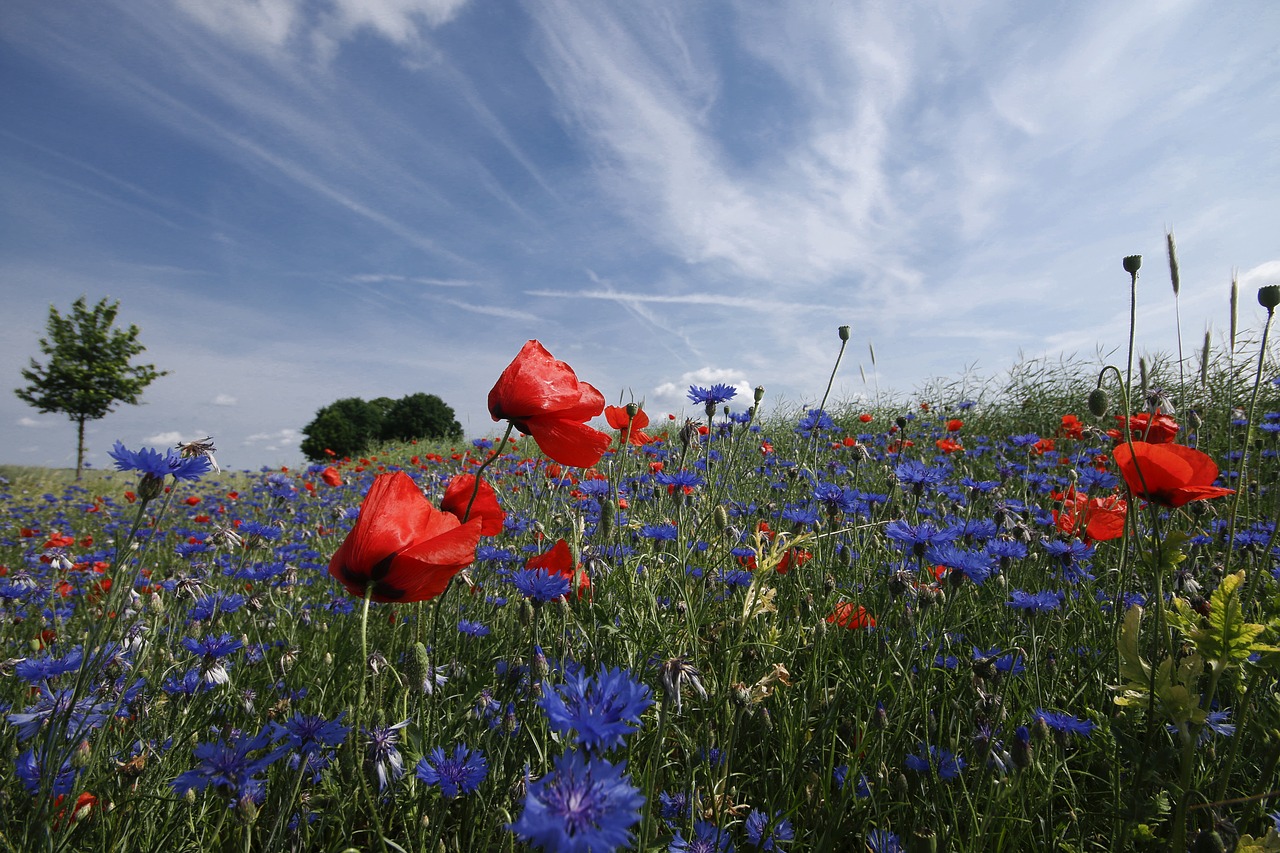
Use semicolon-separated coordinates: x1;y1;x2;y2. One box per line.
1226;304;1273;599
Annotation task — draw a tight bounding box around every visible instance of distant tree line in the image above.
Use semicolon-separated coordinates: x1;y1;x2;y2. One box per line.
300;393;463;460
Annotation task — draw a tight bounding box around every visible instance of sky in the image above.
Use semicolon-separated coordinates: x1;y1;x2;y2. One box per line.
2;0;1278;473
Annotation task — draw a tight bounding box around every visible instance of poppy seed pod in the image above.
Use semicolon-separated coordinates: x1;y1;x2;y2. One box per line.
754;385;765;404
1087;388;1109;418
1259;284;1280;311
1123;255;1142;275
838;325;850;341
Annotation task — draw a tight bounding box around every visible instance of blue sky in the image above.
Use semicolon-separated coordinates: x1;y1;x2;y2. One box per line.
2;0;1278;472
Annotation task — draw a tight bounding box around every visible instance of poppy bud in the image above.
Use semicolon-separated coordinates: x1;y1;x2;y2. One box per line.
838;325;850;341
895;416;908;430
713;505;729;531
1259;284;1280;311
1088;388;1109;418
598;498;615;539
1123;255;1141;275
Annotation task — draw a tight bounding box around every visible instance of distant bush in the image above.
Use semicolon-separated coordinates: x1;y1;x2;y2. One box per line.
300;393;463;460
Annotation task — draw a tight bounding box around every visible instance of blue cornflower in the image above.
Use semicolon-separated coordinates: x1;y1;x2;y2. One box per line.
189;592;247;622
744;809;794;850
458;619;491;637
416;744;488;798
656;470;704;495
795;409;835;435
1009;433;1041;447
539;665;653;753
904;744;966;781
512;568;572;603
172;725;288;804
688;384;738;407
364;720;409;791
659;790;693;821
866;829;905;853
812;482;858;514
109;441;211;482
1034;708;1097;739
15;748;80;796
640;523;679;541
1166;709;1235;745
925;543;994;585
509;751;645;853
14;647;84;684
181;633;244;659
7;685;111;742
1007;589;1063;613
273;712;349;780
894;460;948;492
671;821;734;852
778;503;819;526
884;519;959;556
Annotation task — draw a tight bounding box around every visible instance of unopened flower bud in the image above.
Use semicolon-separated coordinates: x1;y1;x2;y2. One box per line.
1259;284;1280;311
754;385;765;404
138;474;165;503
1088;388;1109;418
838;325;850;341
713;505;729;531
1123;255;1142;275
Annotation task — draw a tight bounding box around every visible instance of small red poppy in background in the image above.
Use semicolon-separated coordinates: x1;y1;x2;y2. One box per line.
946;419;963;432
935;438;963;454
1059;414;1085;440
488;340;612;468
827;602;876;629
1053;487;1127;542
328;472;482;603
604;404;653;446
1112;441;1235;508
320;467;343;487
525;538;590;600
858;413;873;423
441;474;506;536
1114;412;1179;444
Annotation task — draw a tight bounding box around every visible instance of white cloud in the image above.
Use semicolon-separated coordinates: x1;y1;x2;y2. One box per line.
243;429;302;451
144;431;186;447
651;367;755;414
213;394;238;406
17;417;53;428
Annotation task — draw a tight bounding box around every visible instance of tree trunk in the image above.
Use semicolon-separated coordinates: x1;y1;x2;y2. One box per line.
75;416;86;480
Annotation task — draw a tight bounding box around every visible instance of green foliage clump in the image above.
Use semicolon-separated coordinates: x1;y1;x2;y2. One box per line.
300;393;463;460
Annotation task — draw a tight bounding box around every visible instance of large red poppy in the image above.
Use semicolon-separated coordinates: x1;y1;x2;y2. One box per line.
1112;441;1234;508
604;405;653;446
488;340;612;468
440;474;506;536
329;472;482;603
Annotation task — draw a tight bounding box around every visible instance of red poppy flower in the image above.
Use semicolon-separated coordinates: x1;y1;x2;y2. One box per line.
858;413;873;423
827;602;876;629
1115;412;1179;444
1112;441;1235;508
604;405;652;446
935;438;963;454
524;538;590;600
440;474;506;536
1053;487;1127;541
1059;414;1084;440
946;419;963;432
488;340;612;468
320;466;343;487
328;472;482;603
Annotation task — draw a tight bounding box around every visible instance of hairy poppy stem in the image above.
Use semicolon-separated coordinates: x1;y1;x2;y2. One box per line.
1229;302;1274;602
462;422;515;523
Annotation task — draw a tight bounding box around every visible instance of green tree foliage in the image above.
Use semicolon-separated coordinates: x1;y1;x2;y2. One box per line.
299;393;463;460
15;296;167;479
379;393;463;443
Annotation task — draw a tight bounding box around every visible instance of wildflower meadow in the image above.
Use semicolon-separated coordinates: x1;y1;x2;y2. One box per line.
3;261;1280;853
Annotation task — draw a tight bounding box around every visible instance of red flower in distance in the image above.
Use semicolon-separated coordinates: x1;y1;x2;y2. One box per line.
488;340;612;468
827;602;876;629
946;419;963;432
604;405;653;446
320;466;343;487
329;472;482;603
440;474;506;536
1059;414;1085;440
524;538;589;600
1114;412;1179;444
1112;441;1235;508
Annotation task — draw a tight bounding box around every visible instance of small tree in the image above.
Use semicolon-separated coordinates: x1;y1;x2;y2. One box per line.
379;393;464;443
16;296;167;479
299;397;382;461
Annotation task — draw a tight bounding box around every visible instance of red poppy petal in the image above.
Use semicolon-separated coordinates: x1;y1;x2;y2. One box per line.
524;416;612;468
488;340;596;421
525;538;574;574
